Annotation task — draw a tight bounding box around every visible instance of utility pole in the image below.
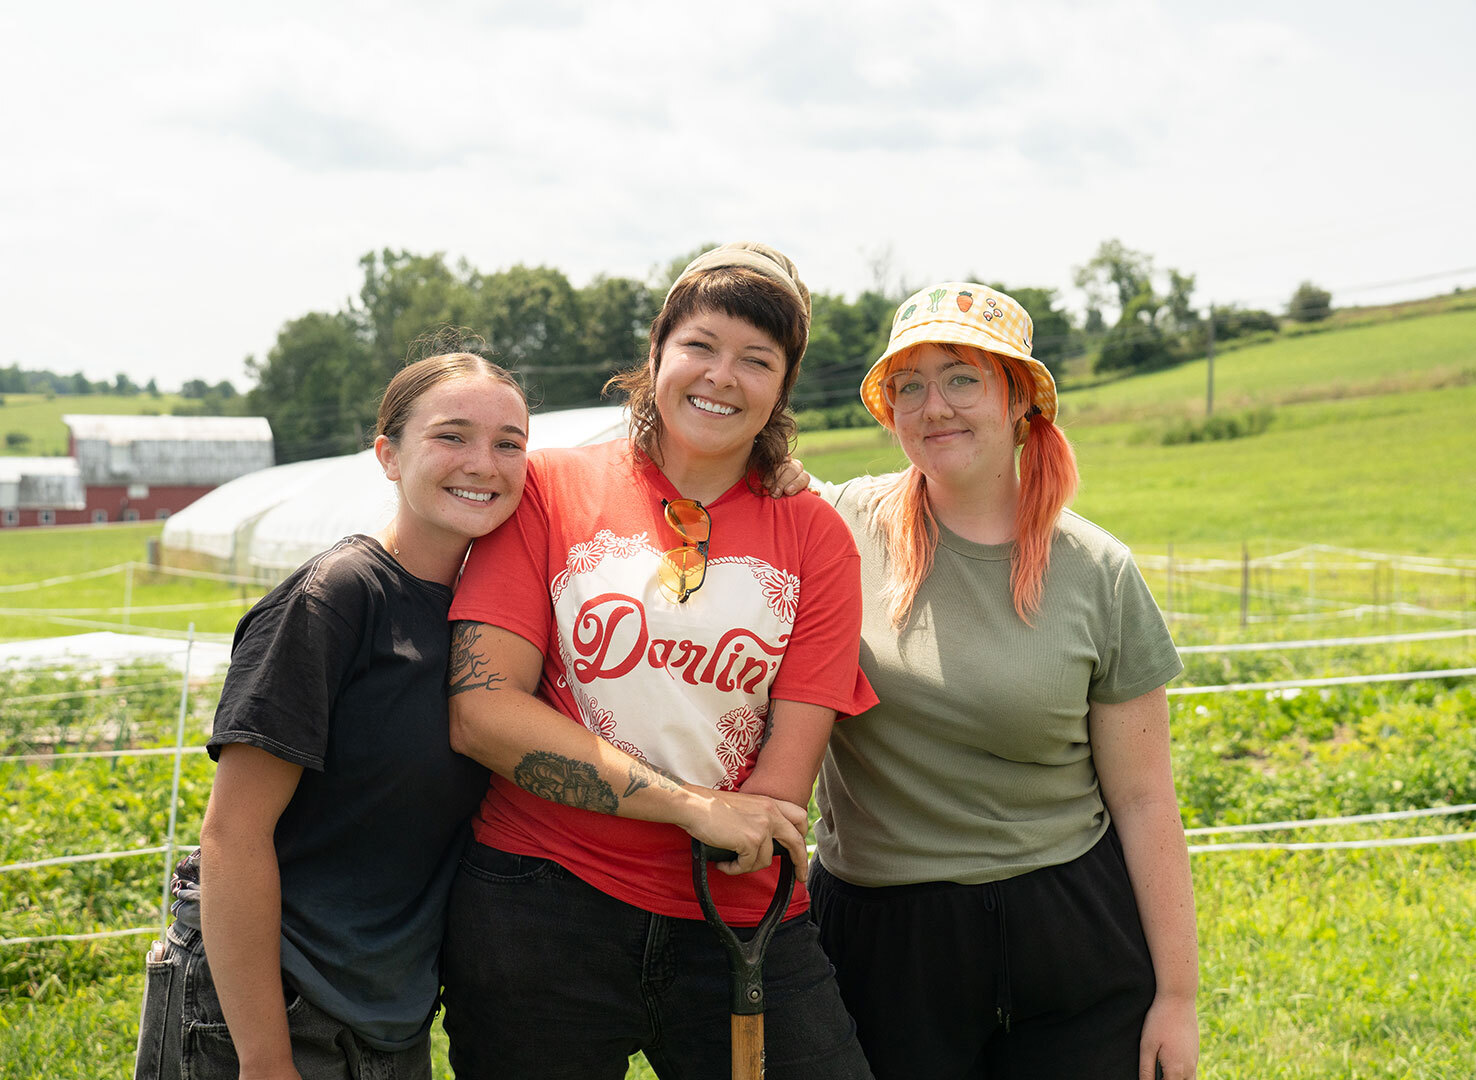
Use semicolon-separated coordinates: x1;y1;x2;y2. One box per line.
1205;303;1215;417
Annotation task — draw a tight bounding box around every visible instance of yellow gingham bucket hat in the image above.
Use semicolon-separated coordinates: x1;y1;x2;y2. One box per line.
860;282;1058;427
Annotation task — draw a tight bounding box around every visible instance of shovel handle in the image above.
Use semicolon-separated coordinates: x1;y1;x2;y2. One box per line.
691;839;797;1016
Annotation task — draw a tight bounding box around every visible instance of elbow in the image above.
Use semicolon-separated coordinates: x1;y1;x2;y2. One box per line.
447;698;476;758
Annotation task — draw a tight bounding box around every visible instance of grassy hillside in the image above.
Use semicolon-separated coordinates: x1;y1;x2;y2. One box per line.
797;310;1476;555
0;393;193;456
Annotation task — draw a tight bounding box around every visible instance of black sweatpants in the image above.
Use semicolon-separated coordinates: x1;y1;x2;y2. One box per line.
809;826;1156;1080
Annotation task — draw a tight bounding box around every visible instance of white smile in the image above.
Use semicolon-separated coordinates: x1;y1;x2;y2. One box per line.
689;396;738;416
449;488;494;502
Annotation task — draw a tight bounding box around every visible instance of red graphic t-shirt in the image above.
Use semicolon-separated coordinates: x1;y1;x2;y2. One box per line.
450;440;876;925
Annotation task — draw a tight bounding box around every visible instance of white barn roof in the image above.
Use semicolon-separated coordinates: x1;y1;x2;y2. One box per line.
163;405;630;578
63;414;275;487
0;457;86;510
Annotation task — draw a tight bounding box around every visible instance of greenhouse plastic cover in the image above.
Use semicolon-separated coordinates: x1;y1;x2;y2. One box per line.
163;405;630;576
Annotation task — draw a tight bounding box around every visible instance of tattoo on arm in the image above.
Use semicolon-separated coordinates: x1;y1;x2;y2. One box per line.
514;752;619;815
448;621;506;697
621;760;688;799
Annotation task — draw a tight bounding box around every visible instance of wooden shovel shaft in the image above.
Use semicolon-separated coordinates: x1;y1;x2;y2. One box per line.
732;1012;764;1079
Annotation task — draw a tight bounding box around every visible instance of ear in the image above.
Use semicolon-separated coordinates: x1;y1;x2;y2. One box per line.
374;434;401;482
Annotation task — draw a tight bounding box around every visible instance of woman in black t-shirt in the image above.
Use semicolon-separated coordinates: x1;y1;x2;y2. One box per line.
134;347;530;1080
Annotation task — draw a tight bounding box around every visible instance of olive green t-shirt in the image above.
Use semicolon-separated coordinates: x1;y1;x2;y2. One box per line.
815;476;1183;887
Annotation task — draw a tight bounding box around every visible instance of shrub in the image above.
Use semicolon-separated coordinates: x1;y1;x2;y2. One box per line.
1161;407;1275;445
1289;281;1333;322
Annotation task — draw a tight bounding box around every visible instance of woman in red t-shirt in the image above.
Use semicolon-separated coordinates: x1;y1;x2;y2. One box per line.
442;242;876;1079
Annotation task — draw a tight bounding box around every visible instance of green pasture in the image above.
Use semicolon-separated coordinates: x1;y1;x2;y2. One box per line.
3;661;1475;1077
1063;306;1476;422
0;393;191;457
797;383;1476;557
0;523;262;641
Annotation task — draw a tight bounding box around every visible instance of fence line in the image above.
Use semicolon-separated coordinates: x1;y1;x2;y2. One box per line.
1176;627;1476;654
0;745;208;765
1188;831;1476;854
1168;667;1476;696
0;598;256;617
0;926;158;947
3;679;188;705
1185;803;1476;836
0;564;132;593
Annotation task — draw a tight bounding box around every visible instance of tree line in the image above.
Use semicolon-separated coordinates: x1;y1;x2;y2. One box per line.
4;241;1335;464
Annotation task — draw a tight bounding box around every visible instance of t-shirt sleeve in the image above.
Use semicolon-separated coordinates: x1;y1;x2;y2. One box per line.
769;500;878;718
208;575;364;771
450;456;554;653
1089;554;1184;704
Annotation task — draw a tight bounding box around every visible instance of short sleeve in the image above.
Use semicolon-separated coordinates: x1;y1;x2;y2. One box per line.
768;502;878;717
451;455;555;653
208;584;362;771
1089;556;1184;704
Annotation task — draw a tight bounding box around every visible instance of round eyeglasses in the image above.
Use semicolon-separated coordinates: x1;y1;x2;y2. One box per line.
883;367;987;414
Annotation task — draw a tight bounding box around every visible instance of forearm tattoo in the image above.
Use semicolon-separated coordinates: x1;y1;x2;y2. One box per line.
514;752;619;815
448;621;505;697
622;761;688;799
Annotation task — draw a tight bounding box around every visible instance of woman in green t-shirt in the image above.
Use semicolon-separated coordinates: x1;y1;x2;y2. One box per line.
797;283;1200;1080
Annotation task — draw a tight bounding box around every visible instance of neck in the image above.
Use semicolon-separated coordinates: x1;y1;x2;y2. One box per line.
925;463;1020;546
374;515;470;587
652;442;750;504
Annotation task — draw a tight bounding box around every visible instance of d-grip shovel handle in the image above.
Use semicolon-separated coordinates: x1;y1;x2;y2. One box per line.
691;839;797;1016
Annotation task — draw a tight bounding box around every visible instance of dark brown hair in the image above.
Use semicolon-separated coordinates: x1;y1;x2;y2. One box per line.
604;266;809;484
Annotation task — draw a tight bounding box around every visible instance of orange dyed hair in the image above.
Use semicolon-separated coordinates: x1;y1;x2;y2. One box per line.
870;344;1079;629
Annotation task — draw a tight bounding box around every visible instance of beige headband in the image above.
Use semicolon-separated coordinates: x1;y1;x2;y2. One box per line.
663;241;811;315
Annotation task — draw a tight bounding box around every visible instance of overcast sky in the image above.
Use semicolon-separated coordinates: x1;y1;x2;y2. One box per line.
3;0;1472;390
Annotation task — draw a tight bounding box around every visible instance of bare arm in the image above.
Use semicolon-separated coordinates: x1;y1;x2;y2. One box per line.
447;621;810;877
739;698;835;808
198;744;305;1080
1090;685;1199;1080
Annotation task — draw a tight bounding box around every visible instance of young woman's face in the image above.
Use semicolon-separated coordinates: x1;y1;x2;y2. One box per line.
375;375;529;548
888;344;1022;484
651;307;786;474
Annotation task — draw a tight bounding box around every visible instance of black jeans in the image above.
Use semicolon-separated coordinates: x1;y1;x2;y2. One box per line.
441;842;874;1080
810;827;1156;1080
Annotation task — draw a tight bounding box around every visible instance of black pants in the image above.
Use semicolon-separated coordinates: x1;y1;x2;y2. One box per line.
809;827;1155;1080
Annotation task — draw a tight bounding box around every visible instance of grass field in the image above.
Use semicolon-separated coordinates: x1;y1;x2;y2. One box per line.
2;304;1475;1077
0;393;192;457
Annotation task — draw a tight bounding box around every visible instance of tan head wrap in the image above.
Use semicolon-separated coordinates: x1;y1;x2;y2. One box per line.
663;241;811;316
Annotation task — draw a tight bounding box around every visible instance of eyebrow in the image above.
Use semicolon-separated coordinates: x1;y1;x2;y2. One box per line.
431;417;529;439
690;324;780;355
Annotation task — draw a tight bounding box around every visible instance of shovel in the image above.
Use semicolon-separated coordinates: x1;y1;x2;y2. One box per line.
691;839;797;1080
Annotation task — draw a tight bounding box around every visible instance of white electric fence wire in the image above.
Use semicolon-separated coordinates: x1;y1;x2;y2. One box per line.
0;598;257;616
0;745;208;764
1168;667;1476;696
3;845;175;873
1185;803;1476;835
4;680;186;704
0;564;132;593
1;613;234;641
1177;628;1476;654
1188;831;1476;854
0;926;158;947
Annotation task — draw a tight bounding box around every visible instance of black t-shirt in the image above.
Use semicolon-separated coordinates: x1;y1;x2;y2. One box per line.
200;535;489;1049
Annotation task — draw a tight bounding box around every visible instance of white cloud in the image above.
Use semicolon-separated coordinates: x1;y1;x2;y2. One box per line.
1;0;1471;388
